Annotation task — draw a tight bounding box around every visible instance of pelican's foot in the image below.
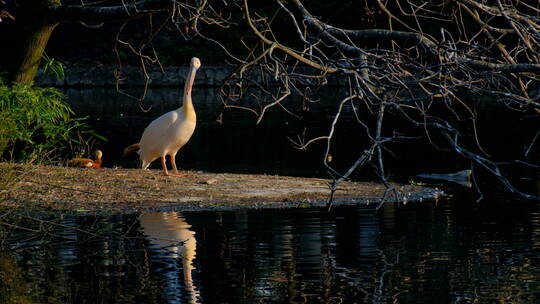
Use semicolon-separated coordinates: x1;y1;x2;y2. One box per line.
163;172;186;177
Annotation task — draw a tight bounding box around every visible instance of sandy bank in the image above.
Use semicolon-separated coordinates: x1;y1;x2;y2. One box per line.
2;163;443;213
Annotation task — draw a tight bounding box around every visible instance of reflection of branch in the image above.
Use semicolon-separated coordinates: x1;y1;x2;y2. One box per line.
0;213;102;241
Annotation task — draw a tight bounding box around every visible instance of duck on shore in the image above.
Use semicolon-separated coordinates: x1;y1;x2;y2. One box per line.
68;150;103;168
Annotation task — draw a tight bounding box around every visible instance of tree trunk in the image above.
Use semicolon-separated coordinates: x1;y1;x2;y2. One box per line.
2;0;59;84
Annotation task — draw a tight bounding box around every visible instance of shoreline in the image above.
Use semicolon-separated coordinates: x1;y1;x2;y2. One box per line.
2;163;443;214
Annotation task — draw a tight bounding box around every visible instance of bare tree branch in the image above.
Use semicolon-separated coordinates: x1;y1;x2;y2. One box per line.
219;0;540;201
50;0;172;23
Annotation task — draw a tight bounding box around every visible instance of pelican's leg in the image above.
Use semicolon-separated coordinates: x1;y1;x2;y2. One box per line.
169;154;185;177
161;155;170;176
170;153;179;174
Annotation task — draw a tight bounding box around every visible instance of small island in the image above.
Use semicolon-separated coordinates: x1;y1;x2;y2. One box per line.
2;163;442;213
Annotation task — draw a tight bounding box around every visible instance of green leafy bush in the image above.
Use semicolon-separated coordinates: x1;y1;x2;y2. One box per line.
0;79;101;163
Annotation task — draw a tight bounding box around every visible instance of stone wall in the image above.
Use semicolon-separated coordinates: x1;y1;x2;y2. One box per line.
35;64;350;88
35;65;232;87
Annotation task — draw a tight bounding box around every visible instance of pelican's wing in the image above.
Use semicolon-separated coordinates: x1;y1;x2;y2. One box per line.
141;110;179;139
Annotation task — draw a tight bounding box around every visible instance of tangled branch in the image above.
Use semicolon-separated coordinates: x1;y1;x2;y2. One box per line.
219;0;540;201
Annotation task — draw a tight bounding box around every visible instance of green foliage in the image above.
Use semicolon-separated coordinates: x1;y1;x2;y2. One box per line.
409;180;426;186
41;53;65;81
0;79;103;163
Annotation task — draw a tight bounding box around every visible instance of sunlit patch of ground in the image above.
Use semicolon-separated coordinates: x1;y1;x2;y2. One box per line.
1;163;443;213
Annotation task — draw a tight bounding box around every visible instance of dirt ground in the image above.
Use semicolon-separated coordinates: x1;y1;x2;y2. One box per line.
1;163;443;213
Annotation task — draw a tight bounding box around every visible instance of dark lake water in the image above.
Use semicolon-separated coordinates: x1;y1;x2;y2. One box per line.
2;197;540;303
1;87;539;303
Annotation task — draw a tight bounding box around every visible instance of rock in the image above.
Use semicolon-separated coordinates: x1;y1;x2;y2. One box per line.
201;178;219;185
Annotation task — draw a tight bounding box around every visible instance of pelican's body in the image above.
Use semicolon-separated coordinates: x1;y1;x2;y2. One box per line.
68;150;102;169
124;57;201;176
138;102;196;170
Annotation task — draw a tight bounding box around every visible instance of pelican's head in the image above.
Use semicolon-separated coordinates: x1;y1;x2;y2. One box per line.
190;57;201;70
93;149;103;160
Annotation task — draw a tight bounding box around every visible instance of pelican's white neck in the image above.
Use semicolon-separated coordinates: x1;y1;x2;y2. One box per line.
181;58;201;120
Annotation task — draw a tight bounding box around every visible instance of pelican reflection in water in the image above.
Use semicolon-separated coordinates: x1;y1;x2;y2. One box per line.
140;212;199;303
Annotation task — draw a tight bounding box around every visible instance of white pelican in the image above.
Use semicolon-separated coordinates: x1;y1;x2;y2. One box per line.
124;57;201;176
